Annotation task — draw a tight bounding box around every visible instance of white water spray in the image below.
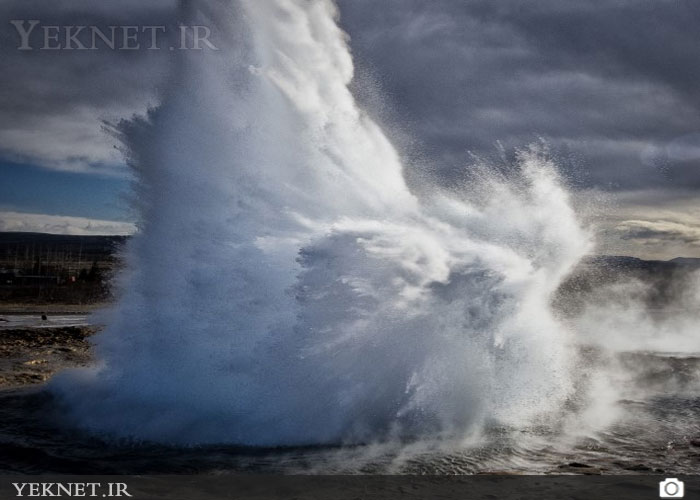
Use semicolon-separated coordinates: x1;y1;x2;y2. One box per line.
53;0;591;446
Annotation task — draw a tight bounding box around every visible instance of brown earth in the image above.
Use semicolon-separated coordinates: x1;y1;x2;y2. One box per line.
0;325;97;388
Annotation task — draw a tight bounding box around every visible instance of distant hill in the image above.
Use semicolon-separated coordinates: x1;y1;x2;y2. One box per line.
0;231;697;307
556;254;700;315
0;232;127;256
0;232;128;304
584;255;700;269
669;257;700;266
0;232;127;270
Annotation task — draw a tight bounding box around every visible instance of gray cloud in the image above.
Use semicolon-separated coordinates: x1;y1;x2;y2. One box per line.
335;0;700;258
0;210;135;235
0;0;178;173
3;0;699;187
338;0;700;191
1;0;700;256
587;188;700;259
613;219;700;261
618;220;700;245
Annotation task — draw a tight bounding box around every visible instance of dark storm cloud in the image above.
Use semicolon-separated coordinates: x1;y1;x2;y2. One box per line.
337;0;700;191
0;0;178;173
1;0;700;256
2;0;699;188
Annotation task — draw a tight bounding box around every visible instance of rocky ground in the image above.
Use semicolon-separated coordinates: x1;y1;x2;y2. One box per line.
0;325;96;388
0;305;698;476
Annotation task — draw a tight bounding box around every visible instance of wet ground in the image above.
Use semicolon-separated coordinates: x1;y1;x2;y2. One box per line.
0;325;94;387
0;320;699;474
0;313;90;330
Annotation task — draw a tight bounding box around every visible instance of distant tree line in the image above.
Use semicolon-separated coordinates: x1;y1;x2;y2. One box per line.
0;233;126;304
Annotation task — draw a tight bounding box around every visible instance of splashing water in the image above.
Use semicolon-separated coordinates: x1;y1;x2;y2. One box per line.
52;0;591;446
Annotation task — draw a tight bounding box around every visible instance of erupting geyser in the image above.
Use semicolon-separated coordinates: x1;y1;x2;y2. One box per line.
52;0;591;446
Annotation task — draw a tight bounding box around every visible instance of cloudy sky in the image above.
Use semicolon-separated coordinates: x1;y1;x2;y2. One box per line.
1;0;699;259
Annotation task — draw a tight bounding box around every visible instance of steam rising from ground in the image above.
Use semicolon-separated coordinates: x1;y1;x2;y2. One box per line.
52;0;697;449
571;270;700;353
